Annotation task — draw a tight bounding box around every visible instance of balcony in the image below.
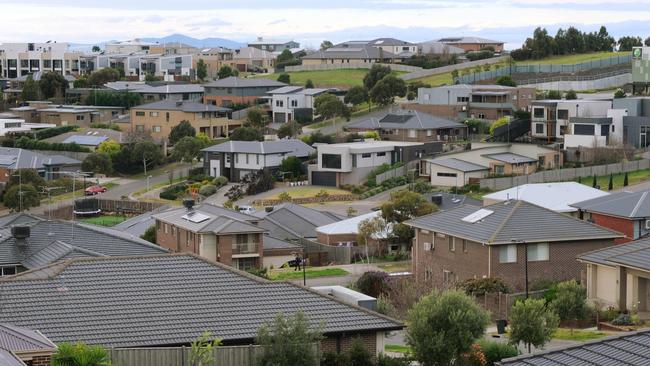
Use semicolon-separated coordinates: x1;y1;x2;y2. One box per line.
232;242;259;255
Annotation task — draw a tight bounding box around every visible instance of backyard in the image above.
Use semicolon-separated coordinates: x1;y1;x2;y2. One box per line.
257;69;406;88
79;214;128;227
578;168;650;191
270;267;349;280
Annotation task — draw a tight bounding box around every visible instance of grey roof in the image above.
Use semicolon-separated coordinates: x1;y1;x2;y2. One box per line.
0;147;81;170
302;45;399;60
419;41;465;55
483;153;538;164
204;77;286;88
62;135;108;146
497;329;650;366
104;82;204;94
267;85;304;94
0;219;168;267
0;349;24;366
202;139;314;157
0;254;402;347
438;36;504;45
369;38;416;46
422;192;482;211
429;158;488;172
263;235;302;250
152;203;265;234
0;213;43;229
112;205;171;237
43;128;124;144
257;203;345;240
571;190;650;218
348;110;465;131
578;236;650;270
406;200;622;245
0;323;56;353
133;100;230;113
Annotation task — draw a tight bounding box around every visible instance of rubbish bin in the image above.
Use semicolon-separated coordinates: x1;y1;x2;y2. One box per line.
496;319;507;334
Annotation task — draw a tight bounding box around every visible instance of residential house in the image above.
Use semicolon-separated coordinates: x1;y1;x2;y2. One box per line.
268;86;338;123
497;329;650;365
578;238;650;315
301;44;400;65
201;139;314;181
193;47;234;79
10;103;125;126
437;36;505;52
316;211;392;253
105;39;157;54
0;324;57;366
346;109;468;143
130;100;237;141
483;182;610;216
104;81;205;103
571;189;650;244
411;84;536;121
112;205;171;237
42;128;124;150
0;147;81;182
530;99;611;142
613;97;650;149
80;52;193;81
203;77;286;107
149;43;199;56
406;200;622;291
248;37;300;52
423;192;482;210
0;213;168;276
310;140;442;187
422;142;562;187
366;38;417;59
0;42;82;79
0;254;402;354
255;203;346;241
232;47;277;72
418;41;465;55
0;118;55;137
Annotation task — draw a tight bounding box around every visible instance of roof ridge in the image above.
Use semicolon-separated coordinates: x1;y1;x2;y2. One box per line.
488;200;521;244
631;191;648;217
0;324;57;350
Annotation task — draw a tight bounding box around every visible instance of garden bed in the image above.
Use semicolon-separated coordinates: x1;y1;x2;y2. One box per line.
253;194;358;206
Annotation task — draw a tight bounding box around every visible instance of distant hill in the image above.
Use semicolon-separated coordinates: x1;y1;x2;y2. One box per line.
69;34;245;52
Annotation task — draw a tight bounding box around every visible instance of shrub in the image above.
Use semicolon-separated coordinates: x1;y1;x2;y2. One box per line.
212;176;228;187
34;125;77;140
278;191;292;202
611;313;640;326
160;183;187;200
477;340;519;366
457;277;510;295
141;225;156;244
199;184;218;196
356;271;390;298
247;267;269;279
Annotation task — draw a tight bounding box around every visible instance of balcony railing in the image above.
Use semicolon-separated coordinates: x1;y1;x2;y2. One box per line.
232;242;259;255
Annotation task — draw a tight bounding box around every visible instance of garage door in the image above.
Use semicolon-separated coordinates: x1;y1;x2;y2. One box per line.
311;171;337;187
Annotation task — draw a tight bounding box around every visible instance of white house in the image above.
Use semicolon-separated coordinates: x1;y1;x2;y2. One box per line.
531;100;612;141
0;118;56;136
268;86;338;123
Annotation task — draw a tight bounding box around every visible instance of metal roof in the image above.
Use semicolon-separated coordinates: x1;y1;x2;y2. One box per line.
0;323;56;353
0;349;25;366
133;100;230;113
482;153;539;164
0;254;403;347
0;147;81;170
429;158;488;172
204;77;286;88
571;190;650;218
498;329;650;365
202;139;314;156
62;135;108;146
316;211;390;238
406;200;622;245
484;182;609;213
256;203;345;240
348;110;465;130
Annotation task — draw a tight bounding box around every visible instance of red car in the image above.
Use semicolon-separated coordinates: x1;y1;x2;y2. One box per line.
85;185;107;195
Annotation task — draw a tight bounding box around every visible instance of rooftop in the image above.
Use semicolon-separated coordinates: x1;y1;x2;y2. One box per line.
204;76;286;88
153;203;264;234
302;45;399;60
0;147;81;170
578;236;650;271
348;110;465;131
316;211;390;238
484;182;609;213
570;189;650;218
133;100;230;113
202;139;314;156
438;36;504;44
256;203;346;240
482;152;539;164
428;158;488;172
422;192;482;211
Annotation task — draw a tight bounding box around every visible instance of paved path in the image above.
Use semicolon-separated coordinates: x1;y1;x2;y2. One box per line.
204;183;238;206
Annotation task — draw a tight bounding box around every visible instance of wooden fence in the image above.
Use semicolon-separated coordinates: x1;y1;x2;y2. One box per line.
301;238;352;265
45;198;165;220
471;290;547;320
108;343;320;366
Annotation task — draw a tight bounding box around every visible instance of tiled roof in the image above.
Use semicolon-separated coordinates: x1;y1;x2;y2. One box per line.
112;205;170;237
204;76;286;88
257;203;345;240
302;45;399;60
152;203;264;234
571;190;650;218
0;254;402;347
262;235;302;250
348;110;465;130
578;237;650;270
202;139;314;157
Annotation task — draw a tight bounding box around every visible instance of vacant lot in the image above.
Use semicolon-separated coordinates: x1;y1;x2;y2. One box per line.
517;51;630;65
257;69;405;88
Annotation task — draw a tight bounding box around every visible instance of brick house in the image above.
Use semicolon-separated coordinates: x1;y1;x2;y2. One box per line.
406;200;622;291
0;323;57;366
571;189;650;244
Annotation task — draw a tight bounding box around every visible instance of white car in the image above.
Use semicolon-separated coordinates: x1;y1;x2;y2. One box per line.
238;205;256;215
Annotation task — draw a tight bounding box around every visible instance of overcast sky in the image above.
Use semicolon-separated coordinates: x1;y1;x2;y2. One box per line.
3;0;650;49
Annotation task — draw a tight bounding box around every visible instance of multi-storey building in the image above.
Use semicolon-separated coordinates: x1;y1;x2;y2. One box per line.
0;42;82;79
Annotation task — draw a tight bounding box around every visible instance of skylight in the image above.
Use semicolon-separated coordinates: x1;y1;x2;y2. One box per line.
182;212;210;223
461;209;494;223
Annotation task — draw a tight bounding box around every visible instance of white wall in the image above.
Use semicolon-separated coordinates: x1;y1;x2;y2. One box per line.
565;134;607;148
607;109;627;145
200;234;217;261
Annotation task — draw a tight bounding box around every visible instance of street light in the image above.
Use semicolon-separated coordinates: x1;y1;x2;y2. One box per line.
511;238;528;298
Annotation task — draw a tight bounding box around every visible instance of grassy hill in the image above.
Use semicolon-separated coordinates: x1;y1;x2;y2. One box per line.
516;51;630;65
255;69;406;88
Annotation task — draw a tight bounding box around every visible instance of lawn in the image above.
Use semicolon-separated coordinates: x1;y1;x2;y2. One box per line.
376;261;412;273
410;72;454;87
256;69;406;88
577;168;650;191
552;328;608;342
79;214;128;227
267;187;350;199
385;344;410;354
517;51;630;65
270;268;349;281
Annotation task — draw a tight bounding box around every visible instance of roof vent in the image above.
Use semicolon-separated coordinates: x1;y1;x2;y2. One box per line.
11;225;30;246
183;199;195;211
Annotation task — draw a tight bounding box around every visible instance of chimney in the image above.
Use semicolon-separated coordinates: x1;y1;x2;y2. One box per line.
11;225;30;247
431;194;443;206
183;199;195;211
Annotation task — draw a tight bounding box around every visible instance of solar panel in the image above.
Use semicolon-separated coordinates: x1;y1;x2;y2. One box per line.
461;209;494;223
182;212;210;223
380;114;412;124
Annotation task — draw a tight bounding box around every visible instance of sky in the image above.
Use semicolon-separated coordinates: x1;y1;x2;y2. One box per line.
3;0;650;49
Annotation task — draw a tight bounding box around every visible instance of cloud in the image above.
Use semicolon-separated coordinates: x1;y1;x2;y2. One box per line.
268;19;287;25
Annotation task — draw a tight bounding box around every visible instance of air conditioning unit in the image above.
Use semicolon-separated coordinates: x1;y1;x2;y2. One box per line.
645;219;650;230
424;242;432;251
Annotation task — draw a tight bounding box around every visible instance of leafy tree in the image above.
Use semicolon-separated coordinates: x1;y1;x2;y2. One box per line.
169;120;196;144
614;88;626;98
305;79;314;88
277;73;291;84
189;331;221;366
407;289;490;366
382;190;436;245
230;126;264;141
608;173;614;190
118;140;165;174
302;131;333;145
21;75;40;101
496;75;517;87
315;93;349;121
370;75;407;106
618;36;642;51
509;298;559;353
565;89;578;100
550;280;590;332
546;90;562;100
171;136;203;163
3;184;40;211
96;140;121;158
91;45;101;52
277;49;295;65
40;71;69;99
87;68;120;87
141;225;156;244
277;121;302;139
51;342;111;366
320;40;334;50
356;271;390;298
344;85;369;106
196;59;207;81
256;312;322;366
85;90;141;108
7;168;46;189
490;117;510;135
363;64;392;90
357;215;388;248
245;108;266;130
280;156;303;179
217;65;236;79
81;152;113;175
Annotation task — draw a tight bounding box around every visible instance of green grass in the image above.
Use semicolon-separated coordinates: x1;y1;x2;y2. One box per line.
270;268;349;281
410;72;454;87
79;214;127;227
517;51;630;65
376;261;412;273
577;168;650;191
385;344;411;354
257;69;406;88
267;187;350;199
553;328;608;341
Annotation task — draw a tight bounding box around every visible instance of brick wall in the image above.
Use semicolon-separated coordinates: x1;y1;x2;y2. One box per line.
591;213;635;243
321;332;377;355
156;222;199;253
27;355;52;366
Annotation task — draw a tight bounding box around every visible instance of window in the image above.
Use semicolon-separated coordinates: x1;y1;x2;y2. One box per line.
449;237;455;252
135;125;144;132
76;115;84;121
437;172;457;177
462;239;467;253
361;153;371;158
150;112;159;117
227;88;232;94
236;257;258;271
377;152;386;157
499;245;517;263
291;100;298;107
225;155;230;164
352;154;357;168
135;111;145;116
427;130;433;136
535;123;544;134
557;109;569;120
423;242;432;251
443;270;453;284
424;269;433;280
322;154;342;169
0;265;18;276
538;156;546;167
164;223;169;234
456;96;469;103
408;129;417;138
276;100;284;107
153;126;161;132
574;124;595;135
527;243;549;261
166;112;170;122
494;165;504;174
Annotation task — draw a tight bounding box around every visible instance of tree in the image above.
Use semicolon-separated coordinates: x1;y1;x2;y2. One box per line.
169;120;196;144
363;64;392;90
608;173;614;190
489;117;510;135
314;93;349;122
189;331;221;366
40;71;69;99
550;280;590;333
382;190;436;245
348;338;374;366
614;88;626;98
230;126;264;141
320;40;334;50
3;184;40;211
81;152;113;175
51;342;111;366
618;36;642;51
356;271;390;298
508;298;559;353
87;68;120;87
277;73;291;84
196;59;208;81
357;215;388;249
277;121;302;139
276;49;295;65
344;85;369;106
96;140;121;158
280;156;303;179
133;140;165;170
407;290;490;366
245;108;266;130
496;75;517;87
7;168;46;189
91;45;101;52
370;75;407;106
256;312;322;366
546;90;562;100
305;79;314;88
141;225;156;244
172;136;203;163
21;75;39;101
565;89;578;100
217;65;236;79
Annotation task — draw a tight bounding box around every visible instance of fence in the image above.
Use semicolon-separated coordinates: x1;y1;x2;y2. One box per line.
44;198;165;220
472;290;547;320
522;72;632;92
301;238;352;265
401;56;509;80
480;159;650;191
375;161;420;185
108;343;320;366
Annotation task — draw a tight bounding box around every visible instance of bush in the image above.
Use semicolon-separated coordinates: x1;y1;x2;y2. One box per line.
356;271;390;298
11;136;90;152
247;267;269;279
278;191;292;202
34;125;77;140
160;183;187;200
212;176;228;187
457;277;510;295
199;184;217;196
141;225;156;244
477;340;519;366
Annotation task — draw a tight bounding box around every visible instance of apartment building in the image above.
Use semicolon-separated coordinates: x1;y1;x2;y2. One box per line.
104;39;157;54
0;42;81;79
130;100;237;141
194;47;234;79
80;53;193;81
268;86;337;123
203;77;286;107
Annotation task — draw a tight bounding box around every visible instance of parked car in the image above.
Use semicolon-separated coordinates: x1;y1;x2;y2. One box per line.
238;205;256;215
85;185;107;195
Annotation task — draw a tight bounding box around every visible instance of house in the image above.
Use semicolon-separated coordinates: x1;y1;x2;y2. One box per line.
346;109;468;143
0;254;402;354
301;44;400;65
42;128;124;150
483;182;610;215
256;203;346;241
315;211;392;253
268;86;338;123
310;140;442;187
405;200;622;291
612;97;650;149
0;147;81;182
0;213;168;276
497;329;650;365
0;118;55;136
0;323;57;366
248;37;300;52
232;47;277;72
105;39;157;54
112;205;171;237
202;139;313;181
571;189;650;244
366;38;417;59
422;142;562;187
418;41;465;55
104;81;205;103
80;53;193;81
578;238;650;315
130;100;237;141
203;77;286;107
411;84;536;121
530;99;611;142
437;36;504;53
193;47;234;79
9;103;125;126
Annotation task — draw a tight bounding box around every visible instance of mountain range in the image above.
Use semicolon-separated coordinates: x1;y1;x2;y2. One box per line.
69;33;245;52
